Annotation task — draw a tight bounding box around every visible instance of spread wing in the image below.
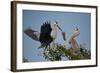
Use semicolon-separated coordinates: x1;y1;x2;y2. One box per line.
39;22;52;45
24;28;40;41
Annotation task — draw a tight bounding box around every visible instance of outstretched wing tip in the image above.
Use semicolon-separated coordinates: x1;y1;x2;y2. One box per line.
24;28;40;41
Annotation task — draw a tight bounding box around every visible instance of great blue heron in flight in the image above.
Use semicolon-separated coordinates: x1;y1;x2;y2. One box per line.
24;21;66;48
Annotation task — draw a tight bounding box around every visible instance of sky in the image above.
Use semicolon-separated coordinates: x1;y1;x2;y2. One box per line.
23;10;91;62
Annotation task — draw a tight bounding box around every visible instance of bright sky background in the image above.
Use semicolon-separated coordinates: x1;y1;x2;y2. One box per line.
23;10;91;62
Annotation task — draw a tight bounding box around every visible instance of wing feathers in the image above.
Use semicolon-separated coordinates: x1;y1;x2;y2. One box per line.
24;28;40;41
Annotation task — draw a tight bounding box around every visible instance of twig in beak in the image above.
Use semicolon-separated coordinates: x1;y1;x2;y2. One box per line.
62;32;66;41
57;25;63;32
57;25;66;41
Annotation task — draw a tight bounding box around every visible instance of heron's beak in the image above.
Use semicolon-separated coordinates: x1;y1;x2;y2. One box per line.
57;25;63;32
57;25;66;41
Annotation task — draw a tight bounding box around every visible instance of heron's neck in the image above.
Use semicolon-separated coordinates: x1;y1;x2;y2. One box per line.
51;27;58;39
71;30;80;39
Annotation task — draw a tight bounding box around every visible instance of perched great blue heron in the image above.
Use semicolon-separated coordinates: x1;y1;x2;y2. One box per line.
69;27;80;54
24;21;65;48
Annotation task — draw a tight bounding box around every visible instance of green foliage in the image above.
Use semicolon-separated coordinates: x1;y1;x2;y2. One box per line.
43;43;91;61
43;44;62;61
